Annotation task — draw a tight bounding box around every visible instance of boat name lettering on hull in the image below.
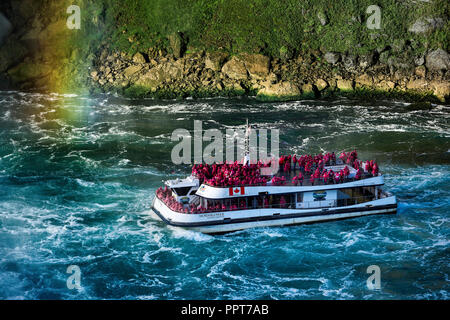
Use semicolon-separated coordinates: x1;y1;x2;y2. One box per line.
200;212;224;219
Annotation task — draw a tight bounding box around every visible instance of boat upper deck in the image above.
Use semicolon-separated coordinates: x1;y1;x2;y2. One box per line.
191;150;380;189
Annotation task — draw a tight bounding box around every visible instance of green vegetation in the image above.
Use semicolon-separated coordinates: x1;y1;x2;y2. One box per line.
92;0;448;58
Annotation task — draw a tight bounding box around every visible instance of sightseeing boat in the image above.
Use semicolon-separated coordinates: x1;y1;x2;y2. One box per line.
150;148;397;234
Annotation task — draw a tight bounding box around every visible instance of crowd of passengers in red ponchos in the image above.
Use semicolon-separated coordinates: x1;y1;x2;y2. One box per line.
191;150;379;187
156;186;188;213
156;150;380;213
191;162;269;187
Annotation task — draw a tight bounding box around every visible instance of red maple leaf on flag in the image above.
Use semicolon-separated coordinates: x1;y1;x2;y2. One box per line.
229;186;245;196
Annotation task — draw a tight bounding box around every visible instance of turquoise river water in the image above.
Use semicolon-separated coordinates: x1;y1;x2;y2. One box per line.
0;91;449;299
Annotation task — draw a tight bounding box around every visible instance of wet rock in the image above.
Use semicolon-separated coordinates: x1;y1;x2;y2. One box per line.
267;72;278;84
359;53;374;69
136;60;184;89
232;82;245;93
388;56;414;72
414;65;426;78
221;56;248;80
204;52;228;71
408;17;444;34
315;78;328;91
257;81;301;100
106;54;115;63
168;32;185;59
342;54;357;70
124;65;143;79
324;52;340;65
163;60;185;80
201;79;211;87
90;71;99;81
301;83;315;97
336;79;354;91
425;49;450;72
430;81;449;102
135;69;159;89
132;52;147;64
355;74;373;89
376;80;396;91
406;79;429;91
414;55;425;66
241;53;270;80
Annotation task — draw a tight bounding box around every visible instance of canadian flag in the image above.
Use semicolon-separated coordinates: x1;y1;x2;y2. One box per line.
229;186;245;196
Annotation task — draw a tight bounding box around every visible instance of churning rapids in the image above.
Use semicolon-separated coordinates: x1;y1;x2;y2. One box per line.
0;91;449;299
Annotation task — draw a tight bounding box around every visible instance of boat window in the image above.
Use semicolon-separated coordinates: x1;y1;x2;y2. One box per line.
297;192;303;202
337;187;375;206
172;187;191;196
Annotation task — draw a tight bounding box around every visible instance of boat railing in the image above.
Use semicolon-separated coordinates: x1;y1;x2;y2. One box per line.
201;173;377;189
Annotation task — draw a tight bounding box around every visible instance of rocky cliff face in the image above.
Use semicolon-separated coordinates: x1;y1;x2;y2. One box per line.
89;45;449;102
0;0;448;102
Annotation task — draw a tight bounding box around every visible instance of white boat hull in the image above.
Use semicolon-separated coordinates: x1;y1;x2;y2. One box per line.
150;196;397;234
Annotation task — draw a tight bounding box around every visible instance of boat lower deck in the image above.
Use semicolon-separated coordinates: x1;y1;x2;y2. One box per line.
150;196;397;234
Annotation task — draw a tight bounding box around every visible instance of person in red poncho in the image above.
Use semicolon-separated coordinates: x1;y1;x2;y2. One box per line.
322;170;329;184
284;161;290;173
339;152;347;163
263;197;269;208
355;168;363;180
328;169;334;184
279;156;285;171
280;196;286;208
331;152;336;165
372;162;379;176
297;172;303;186
310;172;316;185
343;166;350;180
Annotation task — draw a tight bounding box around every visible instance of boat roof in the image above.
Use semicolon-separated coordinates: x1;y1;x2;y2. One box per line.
165;176;199;188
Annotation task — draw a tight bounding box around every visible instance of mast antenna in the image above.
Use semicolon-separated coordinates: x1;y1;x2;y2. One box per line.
244;119;251;165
